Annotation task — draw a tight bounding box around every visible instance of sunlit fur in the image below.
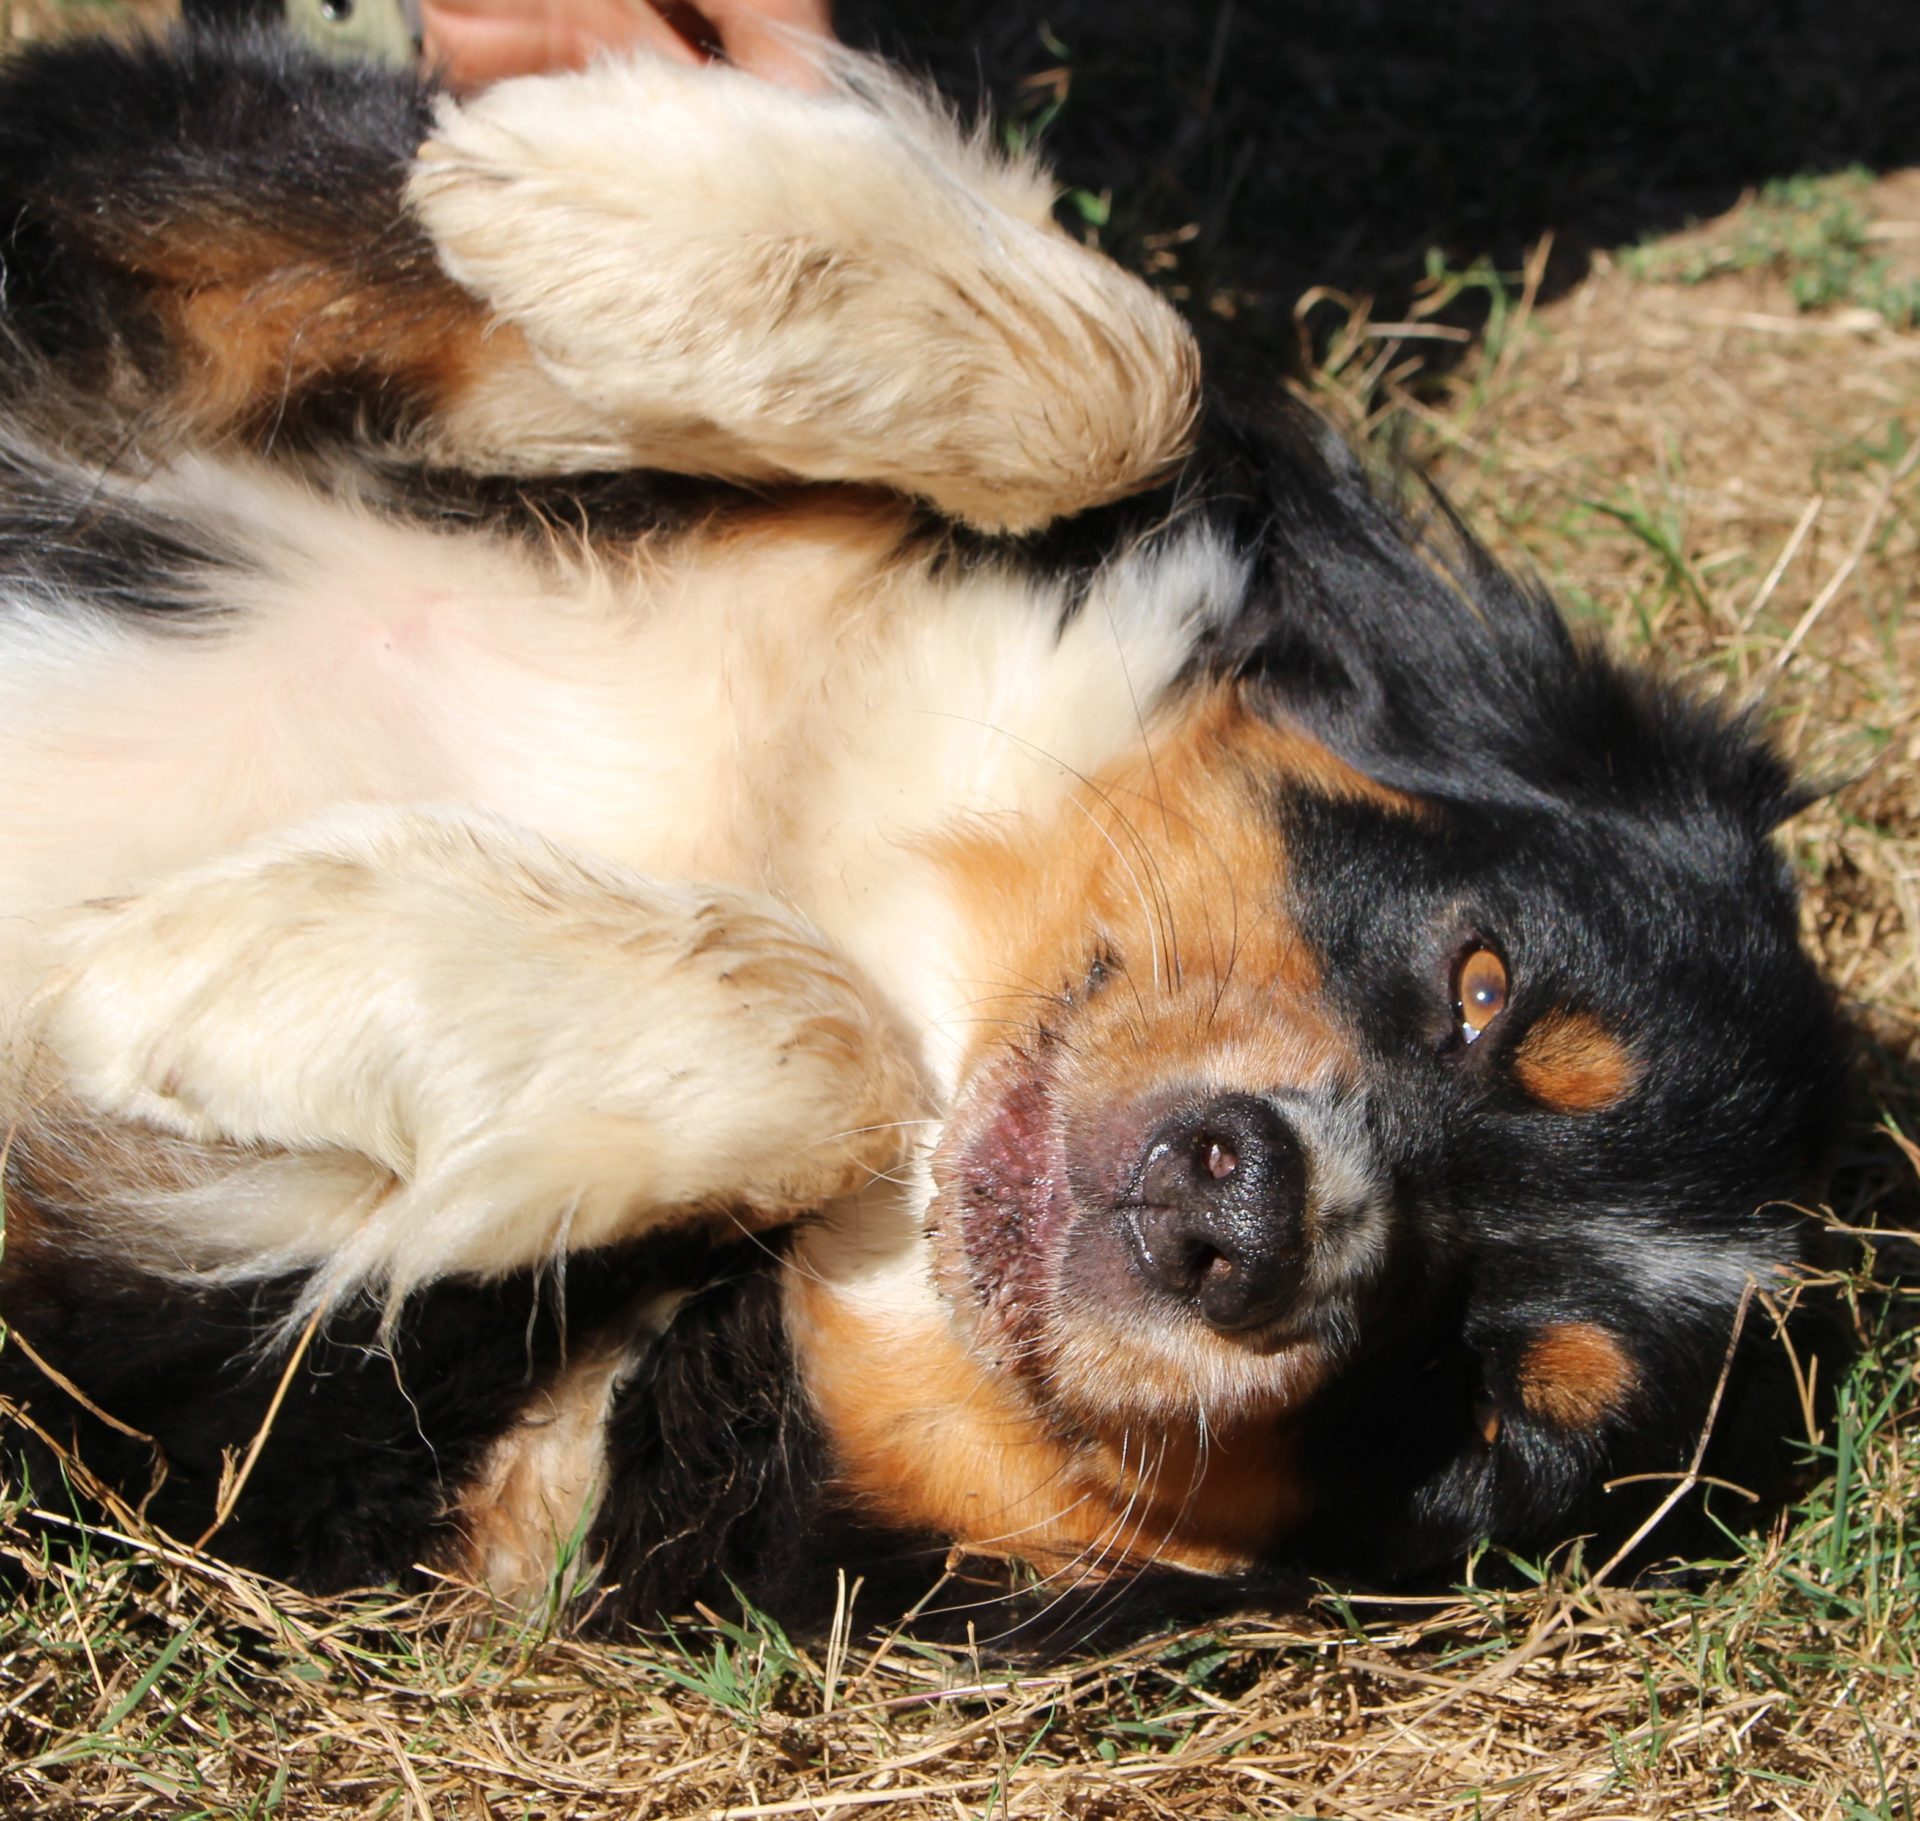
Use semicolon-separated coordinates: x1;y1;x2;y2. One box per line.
0;27;1847;1629
408;50;1198;530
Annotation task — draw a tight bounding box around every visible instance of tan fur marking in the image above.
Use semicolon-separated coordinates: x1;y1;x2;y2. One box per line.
918;685;1387;1429
931;685;1396;1089
1251;715;1421;816
1513;1009;1638;1114
448;1345;630;1608
166;269;514;439
78;203;532;442
1516;1322;1638;1430
786;1274;1301;1574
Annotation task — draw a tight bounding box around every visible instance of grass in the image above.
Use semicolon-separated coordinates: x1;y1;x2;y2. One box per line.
1626;171;1920;329
4;1311;1916;1816
4;1;1920;1816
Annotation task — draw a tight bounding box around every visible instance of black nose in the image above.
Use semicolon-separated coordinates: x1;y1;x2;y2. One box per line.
1123;1093;1309;1333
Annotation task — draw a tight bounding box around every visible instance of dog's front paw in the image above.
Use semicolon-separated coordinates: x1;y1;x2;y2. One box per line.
37;806;921;1293
408;53;1198;532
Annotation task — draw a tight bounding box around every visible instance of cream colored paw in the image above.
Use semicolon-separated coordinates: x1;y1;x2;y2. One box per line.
40;805;920;1295
408;51;1198;532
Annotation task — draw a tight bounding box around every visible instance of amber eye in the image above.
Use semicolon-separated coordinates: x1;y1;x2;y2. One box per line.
1454;947;1509;1044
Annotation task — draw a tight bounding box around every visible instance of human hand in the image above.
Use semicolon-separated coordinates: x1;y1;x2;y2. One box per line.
419;0;834;92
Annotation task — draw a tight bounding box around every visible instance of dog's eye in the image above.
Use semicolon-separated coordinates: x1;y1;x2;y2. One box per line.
1454;947;1509;1044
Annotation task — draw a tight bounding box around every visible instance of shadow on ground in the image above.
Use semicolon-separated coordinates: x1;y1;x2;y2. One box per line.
840;0;1920;365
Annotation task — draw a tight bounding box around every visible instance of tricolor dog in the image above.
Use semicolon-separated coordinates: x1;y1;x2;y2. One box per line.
0;27;1845;1628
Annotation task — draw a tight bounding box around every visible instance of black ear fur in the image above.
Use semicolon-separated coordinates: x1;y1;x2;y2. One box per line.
1186;401;1808;829
1282;1265;1835;1584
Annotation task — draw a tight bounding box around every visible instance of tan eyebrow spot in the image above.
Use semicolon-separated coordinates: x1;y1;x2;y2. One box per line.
1512;1009;1638;1114
1516;1322;1638;1429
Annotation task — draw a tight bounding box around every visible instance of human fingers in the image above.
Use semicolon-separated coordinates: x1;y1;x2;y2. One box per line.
688;0;834;89
420;0;701;89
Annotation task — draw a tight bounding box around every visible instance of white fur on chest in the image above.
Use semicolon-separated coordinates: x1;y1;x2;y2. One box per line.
0;463;1243;1087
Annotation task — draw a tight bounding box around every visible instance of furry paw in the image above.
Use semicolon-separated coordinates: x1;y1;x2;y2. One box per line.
408;51;1198;532
38;806;920;1294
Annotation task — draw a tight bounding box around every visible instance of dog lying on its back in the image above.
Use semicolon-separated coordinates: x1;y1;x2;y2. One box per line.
0;26;1846;1628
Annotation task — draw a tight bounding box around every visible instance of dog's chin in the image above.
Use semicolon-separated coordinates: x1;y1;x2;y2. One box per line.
931;1050;1334;1431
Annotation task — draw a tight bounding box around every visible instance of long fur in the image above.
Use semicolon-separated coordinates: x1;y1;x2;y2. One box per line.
0;26;1847;1631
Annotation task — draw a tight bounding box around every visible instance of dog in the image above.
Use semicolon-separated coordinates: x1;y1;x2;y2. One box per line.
0;24;1848;1631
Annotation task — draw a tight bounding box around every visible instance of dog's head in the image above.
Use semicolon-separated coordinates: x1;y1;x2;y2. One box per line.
796;406;1847;1591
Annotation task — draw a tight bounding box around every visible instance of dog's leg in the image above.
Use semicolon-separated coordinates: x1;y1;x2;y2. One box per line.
0;34;1194;532
405;54;1200;530
0;34;467;448
20;805;917;1302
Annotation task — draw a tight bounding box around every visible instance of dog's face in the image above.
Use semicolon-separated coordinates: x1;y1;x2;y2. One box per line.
812;420;1848;1587
925;689;1388;1492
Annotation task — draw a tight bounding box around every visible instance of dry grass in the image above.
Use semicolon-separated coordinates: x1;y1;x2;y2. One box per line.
3;5;1919;1817
1313;180;1920;1184
4;1324;1915;1819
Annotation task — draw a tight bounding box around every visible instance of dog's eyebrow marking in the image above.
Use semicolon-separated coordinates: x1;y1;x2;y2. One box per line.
1512;1009;1638;1114
1516;1321;1638;1429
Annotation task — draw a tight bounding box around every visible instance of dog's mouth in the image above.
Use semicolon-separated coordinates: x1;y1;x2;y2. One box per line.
934;1051;1072;1365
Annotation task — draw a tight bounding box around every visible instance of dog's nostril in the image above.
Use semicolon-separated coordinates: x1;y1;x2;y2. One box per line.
1138;1130;1244;1206
1124;1094;1308;1333
1165;1229;1226;1293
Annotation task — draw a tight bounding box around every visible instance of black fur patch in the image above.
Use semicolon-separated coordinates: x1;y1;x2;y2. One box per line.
0;435;248;623
372;463;769;553
0;1220;869;1613
583;1244;954;1632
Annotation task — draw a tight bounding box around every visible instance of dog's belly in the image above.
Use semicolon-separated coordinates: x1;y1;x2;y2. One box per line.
0;457;1240;1082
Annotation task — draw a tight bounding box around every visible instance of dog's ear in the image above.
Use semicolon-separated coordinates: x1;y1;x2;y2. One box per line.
1289;1249;1831;1581
1443;1255;1831;1568
1192;401;1809;828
